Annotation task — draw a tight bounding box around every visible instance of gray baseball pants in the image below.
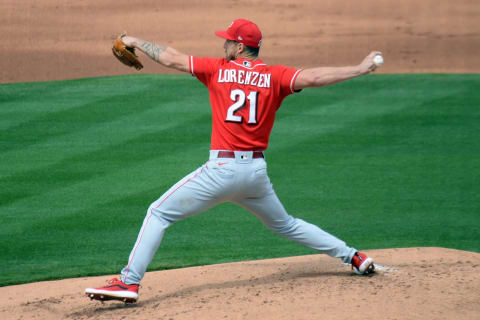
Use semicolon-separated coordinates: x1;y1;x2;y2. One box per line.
121;150;356;284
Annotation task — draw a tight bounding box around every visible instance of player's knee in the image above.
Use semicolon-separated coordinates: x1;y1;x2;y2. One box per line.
148;204;173;224
267;217;299;235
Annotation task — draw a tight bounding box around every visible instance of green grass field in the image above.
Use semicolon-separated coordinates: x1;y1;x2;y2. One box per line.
1;74;479;286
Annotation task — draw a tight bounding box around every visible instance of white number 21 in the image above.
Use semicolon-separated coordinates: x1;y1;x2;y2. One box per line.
226;89;258;124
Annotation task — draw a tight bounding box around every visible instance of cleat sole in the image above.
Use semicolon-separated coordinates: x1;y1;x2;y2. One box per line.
85;292;137;303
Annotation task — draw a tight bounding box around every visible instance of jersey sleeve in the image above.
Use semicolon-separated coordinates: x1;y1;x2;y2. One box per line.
276;65;303;96
189;56;225;87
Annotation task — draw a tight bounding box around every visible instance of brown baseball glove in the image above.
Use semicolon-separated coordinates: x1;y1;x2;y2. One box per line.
112;35;143;70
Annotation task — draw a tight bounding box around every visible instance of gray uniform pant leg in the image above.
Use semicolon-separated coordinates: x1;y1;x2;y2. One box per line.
121;163;220;284
121;155;356;285
235;192;356;264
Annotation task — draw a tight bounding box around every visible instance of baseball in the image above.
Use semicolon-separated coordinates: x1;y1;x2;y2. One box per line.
373;55;384;67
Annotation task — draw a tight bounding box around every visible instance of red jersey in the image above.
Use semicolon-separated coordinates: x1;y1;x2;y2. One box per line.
189;56;302;151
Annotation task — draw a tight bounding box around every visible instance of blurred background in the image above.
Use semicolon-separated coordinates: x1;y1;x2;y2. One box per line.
1;0;479;83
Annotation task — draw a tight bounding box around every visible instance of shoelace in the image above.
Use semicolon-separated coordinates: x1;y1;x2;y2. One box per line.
106;278;141;288
107;278;120;285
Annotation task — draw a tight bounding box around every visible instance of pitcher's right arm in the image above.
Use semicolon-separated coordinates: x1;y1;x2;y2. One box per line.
293;51;382;90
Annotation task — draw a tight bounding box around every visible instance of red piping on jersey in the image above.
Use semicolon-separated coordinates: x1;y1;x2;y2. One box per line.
124;162;208;282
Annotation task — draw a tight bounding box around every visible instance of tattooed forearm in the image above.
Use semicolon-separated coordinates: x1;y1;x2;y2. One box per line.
140;41;167;63
128;37;188;71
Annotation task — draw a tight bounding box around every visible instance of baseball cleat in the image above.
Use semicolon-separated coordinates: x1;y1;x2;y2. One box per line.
85;278;139;303
351;252;375;275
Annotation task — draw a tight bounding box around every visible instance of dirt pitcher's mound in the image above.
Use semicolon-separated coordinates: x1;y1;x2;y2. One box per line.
1;247;479;320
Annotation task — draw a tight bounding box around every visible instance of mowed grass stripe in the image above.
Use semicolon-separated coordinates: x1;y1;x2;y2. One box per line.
0;75;207;169
0;74;479;286
1;75;210;207
0;76;155;135
0;111;211;208
0;99;206;179
267;74;479;250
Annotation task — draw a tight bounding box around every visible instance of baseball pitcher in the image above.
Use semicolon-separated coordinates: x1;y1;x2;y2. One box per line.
86;18;379;303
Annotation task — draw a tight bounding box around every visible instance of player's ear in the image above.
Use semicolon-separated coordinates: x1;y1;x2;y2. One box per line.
237;42;246;54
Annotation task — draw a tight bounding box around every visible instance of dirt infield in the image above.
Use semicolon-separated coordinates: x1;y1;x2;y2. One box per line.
1;0;479;83
1;248;479;320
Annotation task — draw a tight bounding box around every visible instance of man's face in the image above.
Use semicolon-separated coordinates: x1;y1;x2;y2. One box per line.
224;40;238;61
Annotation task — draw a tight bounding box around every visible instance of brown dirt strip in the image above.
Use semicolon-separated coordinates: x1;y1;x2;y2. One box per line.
1;248;479;320
1;0;479;83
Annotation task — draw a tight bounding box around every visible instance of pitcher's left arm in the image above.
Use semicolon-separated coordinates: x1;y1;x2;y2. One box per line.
121;35;190;73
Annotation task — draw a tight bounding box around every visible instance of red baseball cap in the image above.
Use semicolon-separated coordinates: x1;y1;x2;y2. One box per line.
215;19;263;48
